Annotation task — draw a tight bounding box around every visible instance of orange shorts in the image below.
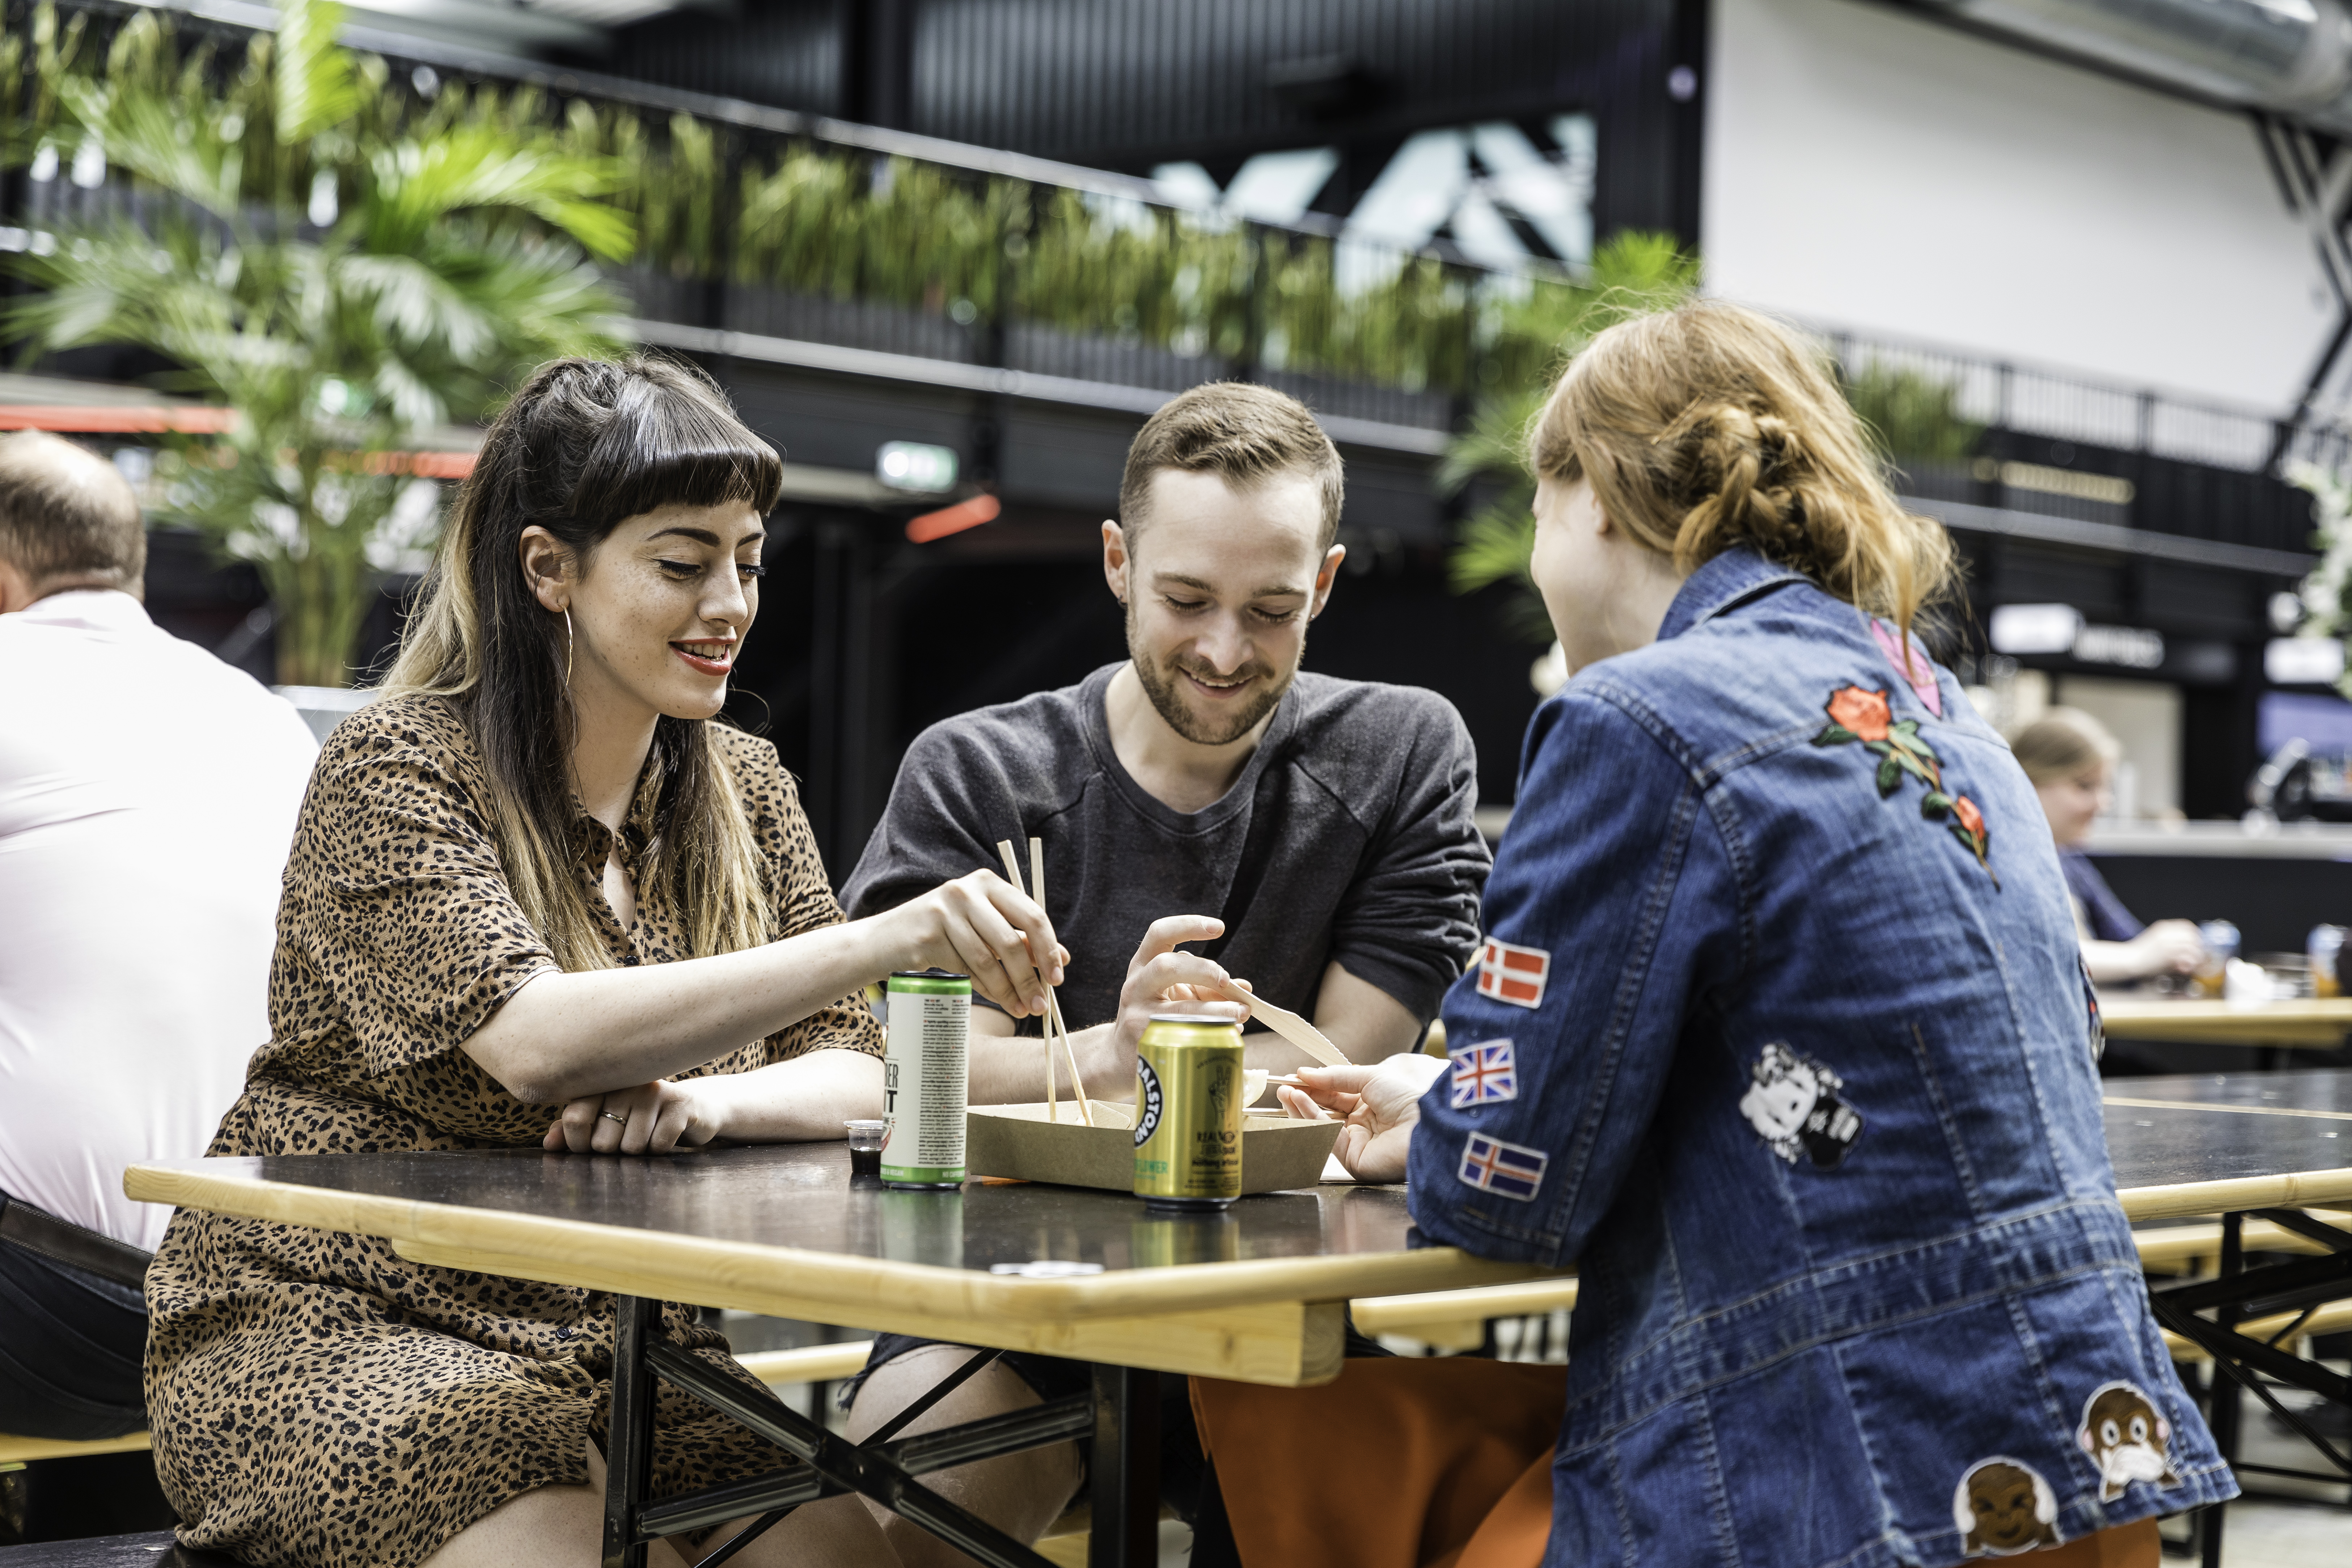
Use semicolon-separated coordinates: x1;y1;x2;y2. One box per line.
1190;1360;2161;1568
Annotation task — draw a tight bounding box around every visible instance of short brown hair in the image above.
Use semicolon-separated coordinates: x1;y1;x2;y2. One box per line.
1119;381;1344;549
0;431;145;591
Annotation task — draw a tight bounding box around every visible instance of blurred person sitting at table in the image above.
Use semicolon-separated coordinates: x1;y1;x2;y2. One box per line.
2012;708;2204;985
1223;301;2231;1568
141;356;1071;1568
0;430;317;1454
836;380;1491;1562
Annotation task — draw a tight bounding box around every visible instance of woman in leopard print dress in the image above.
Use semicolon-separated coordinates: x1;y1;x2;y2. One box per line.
143;358;1067;1568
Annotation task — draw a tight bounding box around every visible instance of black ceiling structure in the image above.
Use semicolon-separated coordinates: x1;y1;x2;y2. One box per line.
579;0;1709;245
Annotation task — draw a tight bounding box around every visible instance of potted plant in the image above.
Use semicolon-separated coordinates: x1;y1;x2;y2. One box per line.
5;0;632;688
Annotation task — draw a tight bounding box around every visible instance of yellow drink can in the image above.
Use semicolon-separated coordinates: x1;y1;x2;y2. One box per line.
1132;1014;1244;1210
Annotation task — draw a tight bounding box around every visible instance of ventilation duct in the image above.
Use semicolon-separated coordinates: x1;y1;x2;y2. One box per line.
1912;0;2352;135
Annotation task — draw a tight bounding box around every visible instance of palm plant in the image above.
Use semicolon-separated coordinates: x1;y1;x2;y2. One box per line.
4;0;632;687
1442;233;1701;639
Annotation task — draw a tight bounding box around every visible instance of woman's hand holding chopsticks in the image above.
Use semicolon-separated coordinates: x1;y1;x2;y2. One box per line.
883;869;1067;1019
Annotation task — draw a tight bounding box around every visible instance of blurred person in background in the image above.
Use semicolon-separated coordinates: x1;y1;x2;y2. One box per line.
838;380;1490;1564
0;430;317;1455
2011;709;2204;985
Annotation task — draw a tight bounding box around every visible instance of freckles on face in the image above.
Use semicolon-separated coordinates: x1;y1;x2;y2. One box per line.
569;500;766;722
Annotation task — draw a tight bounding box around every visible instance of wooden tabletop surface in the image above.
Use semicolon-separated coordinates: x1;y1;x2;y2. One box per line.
2096;995;2352;1047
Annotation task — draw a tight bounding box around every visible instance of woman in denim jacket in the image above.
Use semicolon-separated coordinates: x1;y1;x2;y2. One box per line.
1218;301;2231;1568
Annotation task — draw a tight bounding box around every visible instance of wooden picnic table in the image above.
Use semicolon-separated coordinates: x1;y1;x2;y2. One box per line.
112;1074;2352;1568
2101;1070;2352;1568
122;1147;1553;1568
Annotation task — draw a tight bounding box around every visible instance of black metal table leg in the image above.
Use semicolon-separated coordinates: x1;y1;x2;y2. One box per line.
605;1296;663;1568
2198;1213;2242;1568
1090;1364;1160;1568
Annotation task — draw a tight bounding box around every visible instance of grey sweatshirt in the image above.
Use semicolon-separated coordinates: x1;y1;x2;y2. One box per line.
840;663;1491;1031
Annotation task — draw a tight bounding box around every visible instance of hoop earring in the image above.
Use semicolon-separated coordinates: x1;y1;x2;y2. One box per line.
563;608;574;688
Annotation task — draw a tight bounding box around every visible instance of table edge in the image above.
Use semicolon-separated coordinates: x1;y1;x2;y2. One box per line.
124;1159;1561;1318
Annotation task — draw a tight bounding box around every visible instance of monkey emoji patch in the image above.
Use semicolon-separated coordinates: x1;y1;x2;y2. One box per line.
1953;1457;2060;1556
2076;1381;2180;1502
1737;1043;1864;1168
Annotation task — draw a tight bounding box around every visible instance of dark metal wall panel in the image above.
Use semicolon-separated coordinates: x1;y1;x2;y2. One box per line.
611;1;848;115
597;0;1705;238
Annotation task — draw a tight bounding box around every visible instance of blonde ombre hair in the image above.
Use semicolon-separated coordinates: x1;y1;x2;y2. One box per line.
384;356;781;973
1532;300;1957;639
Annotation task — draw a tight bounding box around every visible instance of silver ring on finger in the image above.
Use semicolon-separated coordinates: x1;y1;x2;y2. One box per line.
601;1111;629;1127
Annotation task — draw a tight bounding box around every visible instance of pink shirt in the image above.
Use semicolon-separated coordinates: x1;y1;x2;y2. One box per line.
0;591;316;1250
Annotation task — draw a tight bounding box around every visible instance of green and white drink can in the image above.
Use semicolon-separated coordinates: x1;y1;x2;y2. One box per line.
882;969;970;1189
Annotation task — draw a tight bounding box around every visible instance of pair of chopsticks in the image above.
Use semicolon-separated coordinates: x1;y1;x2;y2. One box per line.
994;837;1092;1127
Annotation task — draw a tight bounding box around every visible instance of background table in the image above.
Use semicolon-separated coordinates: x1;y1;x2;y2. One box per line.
2097;996;2352;1053
2102;1071;2352;1568
124;1147;1552;1568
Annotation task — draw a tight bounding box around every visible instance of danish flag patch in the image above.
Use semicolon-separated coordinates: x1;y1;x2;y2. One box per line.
1448;1037;1518;1108
1477;937;1550;1010
1457;1130;1548;1202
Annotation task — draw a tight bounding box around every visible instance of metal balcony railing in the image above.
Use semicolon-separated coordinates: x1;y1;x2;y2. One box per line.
6;0;2342;557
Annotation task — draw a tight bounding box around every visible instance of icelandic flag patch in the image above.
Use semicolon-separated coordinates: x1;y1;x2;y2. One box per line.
1457;1130;1548;1202
1448;1037;1518;1108
1477;937;1550;1010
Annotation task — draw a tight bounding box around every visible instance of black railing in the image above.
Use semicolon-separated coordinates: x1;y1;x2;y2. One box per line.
5;0;2343;553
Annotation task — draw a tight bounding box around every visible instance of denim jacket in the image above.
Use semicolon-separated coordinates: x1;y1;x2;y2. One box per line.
1413;549;2232;1568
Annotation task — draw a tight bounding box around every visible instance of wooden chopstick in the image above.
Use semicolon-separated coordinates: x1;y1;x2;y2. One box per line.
993;840;1053;1122
994;837;1092;1127
1031;836;1093;1128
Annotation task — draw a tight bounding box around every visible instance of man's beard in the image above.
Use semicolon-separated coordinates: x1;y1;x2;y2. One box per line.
1128;599;1299;746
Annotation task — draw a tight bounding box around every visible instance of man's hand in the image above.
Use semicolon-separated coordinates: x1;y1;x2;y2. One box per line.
1276;1052;1446;1184
543;1077;726;1155
1088;915;1249;1083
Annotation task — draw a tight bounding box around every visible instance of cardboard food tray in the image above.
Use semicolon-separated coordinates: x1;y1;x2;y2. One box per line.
966;1103;1344;1195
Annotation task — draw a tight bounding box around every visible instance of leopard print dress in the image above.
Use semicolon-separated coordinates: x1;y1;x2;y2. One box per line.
143;694;884;1568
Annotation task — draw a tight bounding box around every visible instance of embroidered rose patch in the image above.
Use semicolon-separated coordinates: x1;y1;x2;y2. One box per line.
1814;684;1998;887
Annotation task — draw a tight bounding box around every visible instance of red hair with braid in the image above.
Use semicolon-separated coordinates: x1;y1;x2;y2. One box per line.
1530;300;1955;643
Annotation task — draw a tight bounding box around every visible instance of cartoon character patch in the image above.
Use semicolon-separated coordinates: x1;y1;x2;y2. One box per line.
2076;1381;2179;1502
1457;1131;1547;1202
1476;936;1549;1010
1448;1037;1517;1108
1737;1043;1864;1169
1953;1457;2060;1556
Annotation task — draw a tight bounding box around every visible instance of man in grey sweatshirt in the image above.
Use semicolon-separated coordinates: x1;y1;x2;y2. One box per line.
836;380;1491;1563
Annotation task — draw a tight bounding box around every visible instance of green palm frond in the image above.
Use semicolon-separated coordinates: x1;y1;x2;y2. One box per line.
273;0;363;146
4;0;630;687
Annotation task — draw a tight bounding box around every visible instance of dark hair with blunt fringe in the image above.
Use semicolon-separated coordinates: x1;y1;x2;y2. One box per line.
0;429;146;591
1532;300;1957;643
382;355;785;974
1119;381;1345;550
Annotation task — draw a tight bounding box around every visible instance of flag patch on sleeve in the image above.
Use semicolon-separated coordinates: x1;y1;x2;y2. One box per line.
1457;1131;1548;1201
1448;1037;1518;1107
1477;937;1550;1009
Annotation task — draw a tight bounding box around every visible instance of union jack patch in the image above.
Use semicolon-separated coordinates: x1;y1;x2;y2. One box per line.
1457;1130;1548;1202
1448;1037;1517;1107
1477;937;1550;1010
